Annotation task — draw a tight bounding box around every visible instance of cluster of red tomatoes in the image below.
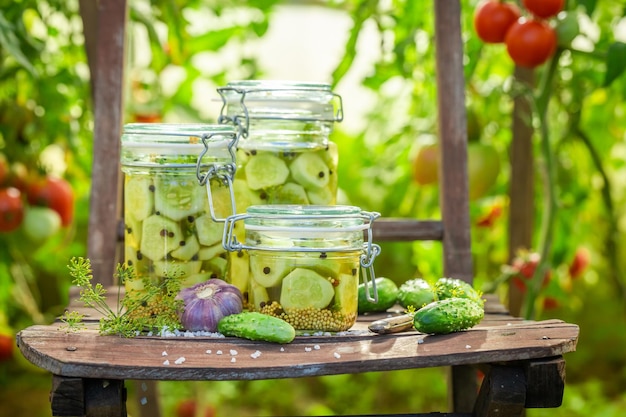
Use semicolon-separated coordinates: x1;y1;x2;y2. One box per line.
474;0;565;68
0;153;74;242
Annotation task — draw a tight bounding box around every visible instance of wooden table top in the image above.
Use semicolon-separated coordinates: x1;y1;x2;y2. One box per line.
17;294;579;381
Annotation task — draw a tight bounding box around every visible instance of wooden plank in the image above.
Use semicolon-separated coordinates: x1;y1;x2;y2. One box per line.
524;356;565;408
371;219;444;241
473;365;526;417
433;0;472;284
51;375;85;416
87;0;127;286
83;378;127;417
17;317;578;382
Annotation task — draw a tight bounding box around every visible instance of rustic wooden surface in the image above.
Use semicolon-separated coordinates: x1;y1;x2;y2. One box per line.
17;295;578;383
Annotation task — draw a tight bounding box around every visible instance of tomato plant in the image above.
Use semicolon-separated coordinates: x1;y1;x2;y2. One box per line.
0;187;25;232
510;252;551;292
522;0;564;19
0;153;7;186
505;19;557;68
411;143;439;185
555;12;580;47
568;247;590;279
473;1;521;44
467;143;500;200
26;176;74;227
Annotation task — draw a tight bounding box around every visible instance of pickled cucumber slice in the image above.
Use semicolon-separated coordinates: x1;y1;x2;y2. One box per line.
297;258;342;279
140;214;183;261
198;243;226;260
251;256;292;287
290;152;330;190
154;176;205;221
244;153;289;190
280;268;334;311
153;260;202;278
181;272;214;287
268;182;309;205
205;182;234;219
124;245;152;278
125;176;154;221
195;213;224;247
249;279;270;311
334;273;357;313
171;234;200;261
124;217;143;249
307;186;334;205
204;256;228;279
228;251;250;293
233;179;263;213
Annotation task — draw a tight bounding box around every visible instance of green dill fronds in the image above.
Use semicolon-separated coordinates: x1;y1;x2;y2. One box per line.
59;310;86;333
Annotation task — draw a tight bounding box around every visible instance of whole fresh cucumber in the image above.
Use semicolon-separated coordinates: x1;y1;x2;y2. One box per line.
397;278;436;310
358;277;399;314
218;312;296;344
434;277;483;304
413;297;484;334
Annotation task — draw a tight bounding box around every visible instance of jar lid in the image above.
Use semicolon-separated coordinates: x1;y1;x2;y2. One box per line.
218;80;343;123
122;123;236;155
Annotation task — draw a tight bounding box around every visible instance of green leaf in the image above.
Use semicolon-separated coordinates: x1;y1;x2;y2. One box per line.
0;10;36;76
603;42;626;87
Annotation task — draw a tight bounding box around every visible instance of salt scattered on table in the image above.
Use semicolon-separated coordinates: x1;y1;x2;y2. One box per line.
161;351;168;356
206;350;212;354
174;357;186;365
305;347;312;352
230;349;238;356
163;360;170;365
313;345;320;350
333;352;341;359
231;357;236;363
251;350;262;359
216;350;223;355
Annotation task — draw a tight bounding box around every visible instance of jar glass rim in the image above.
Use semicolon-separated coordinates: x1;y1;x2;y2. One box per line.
225;80;331;91
246;204;361;217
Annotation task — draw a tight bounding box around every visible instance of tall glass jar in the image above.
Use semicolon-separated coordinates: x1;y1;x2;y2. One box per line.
217;80;344;295
120;123;238;296
224;205;380;332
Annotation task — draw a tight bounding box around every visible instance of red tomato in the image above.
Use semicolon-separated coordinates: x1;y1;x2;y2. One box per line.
0;332;13;361
505;19;557;68
474;1;521;44
568;247;590;279
412;143;439;185
0;187;24;232
522;0;564;19
510;252;551;292
476;204;503;228
542;297;560;310
26;176;74;227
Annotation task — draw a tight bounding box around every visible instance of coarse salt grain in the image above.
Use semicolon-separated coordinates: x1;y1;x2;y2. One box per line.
231;357;236;363
206;350;212;354
216;350;223;355
280;347;285;352
251;351;262;359
230;349;238;356
161;351;168;356
140;397;148;405
465;345;472;349
174;357;186;365
163;360;170;365
313;345;320;350
305;347;312;352
417;339;424;344
333;352;341;359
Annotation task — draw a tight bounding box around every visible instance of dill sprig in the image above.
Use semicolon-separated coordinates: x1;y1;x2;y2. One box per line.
60;256;184;337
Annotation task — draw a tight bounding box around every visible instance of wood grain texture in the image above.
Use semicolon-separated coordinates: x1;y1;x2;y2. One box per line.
87;0;127;286
17;300;578;382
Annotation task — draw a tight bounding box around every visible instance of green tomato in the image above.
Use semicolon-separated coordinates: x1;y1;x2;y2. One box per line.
22;206;62;242
468;143;500;201
555;12;579;47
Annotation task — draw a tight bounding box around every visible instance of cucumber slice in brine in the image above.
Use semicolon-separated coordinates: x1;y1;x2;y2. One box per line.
250;279;270;311
140;214;183;261
250;256;292;287
267;182;309;205
125;176;155;221
244;152;289;190
290;152;330;190
171;234;200;261
307;186;334;205
154;176;205;221
280;268;335;311
228;251;250;293
153;260;202;279
334;272;358;314
194;213;224;247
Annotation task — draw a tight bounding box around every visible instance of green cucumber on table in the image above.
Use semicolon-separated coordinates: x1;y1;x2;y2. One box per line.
218;312;296;344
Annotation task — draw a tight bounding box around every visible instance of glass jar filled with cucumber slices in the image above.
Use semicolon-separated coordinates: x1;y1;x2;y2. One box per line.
120;123;239;297
217;80;344;296
224;205;381;332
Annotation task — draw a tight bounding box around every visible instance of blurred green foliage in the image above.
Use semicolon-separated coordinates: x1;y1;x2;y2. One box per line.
2;0;626;416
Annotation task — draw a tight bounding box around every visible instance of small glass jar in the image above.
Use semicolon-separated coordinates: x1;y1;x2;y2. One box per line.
224;205;381;332
120;123;238;294
217;80;344;294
